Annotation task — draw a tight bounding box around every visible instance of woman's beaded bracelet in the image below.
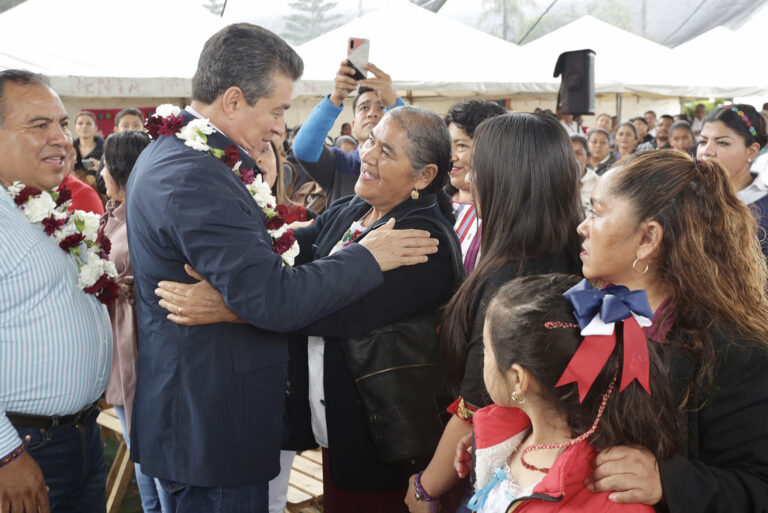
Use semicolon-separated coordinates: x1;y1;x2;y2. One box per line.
0;443;25;468
414;471;440;512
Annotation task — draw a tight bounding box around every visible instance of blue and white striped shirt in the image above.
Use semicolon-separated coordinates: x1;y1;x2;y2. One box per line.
0;185;112;456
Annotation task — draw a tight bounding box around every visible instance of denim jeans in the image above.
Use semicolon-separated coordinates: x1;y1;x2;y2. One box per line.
15;410;106;513
157;479;269;513
113;405;176;513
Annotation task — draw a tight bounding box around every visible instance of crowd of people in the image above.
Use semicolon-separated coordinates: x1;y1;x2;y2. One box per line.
3;21;768;513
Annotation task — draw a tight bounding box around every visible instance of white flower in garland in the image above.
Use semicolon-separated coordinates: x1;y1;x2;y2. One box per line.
5;183;119;305
268;223;289;240
246;175;274;210
280;241;301;265
7;182;25;197
71;210;101;242
23;191;57;223
155;104;181;118
177;118;214;152
78;247;118;289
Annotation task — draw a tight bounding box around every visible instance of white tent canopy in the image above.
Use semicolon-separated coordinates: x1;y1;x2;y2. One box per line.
671;26;767;97
0;0;227;98
294;0;550;98
0;0;764;104
519;16;691;96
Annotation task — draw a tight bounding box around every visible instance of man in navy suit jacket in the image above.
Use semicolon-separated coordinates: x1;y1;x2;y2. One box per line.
126;24;437;512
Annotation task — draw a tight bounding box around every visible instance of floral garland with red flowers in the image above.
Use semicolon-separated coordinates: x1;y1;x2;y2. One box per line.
146;105;300;266
5;182;119;305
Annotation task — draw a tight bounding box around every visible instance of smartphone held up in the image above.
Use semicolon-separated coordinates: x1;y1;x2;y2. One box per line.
347;37;369;81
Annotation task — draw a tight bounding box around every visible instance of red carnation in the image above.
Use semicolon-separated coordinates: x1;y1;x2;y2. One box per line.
272;229;296;255
59;233;85;250
98;233;112;259
13;186;41;206
42;214;68;235
97;279;120;306
55;185;72;207
145;116;163;139
158;115;184;137
84;274;119;306
221;145;241;168
265;213;285;231
239;168;255;185
277;204;307;224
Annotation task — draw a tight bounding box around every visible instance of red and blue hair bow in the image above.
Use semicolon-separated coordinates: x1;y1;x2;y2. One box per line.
555;279;654;402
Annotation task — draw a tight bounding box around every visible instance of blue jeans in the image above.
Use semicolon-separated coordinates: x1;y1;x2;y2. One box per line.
15;410;106;513
113;405;175;513
158;479;269;513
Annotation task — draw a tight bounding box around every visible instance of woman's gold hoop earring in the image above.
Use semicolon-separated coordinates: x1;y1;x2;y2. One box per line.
632;257;649;274
411;189;420;200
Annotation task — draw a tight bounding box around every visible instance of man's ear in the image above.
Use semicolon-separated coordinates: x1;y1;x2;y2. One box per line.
220;86;246;120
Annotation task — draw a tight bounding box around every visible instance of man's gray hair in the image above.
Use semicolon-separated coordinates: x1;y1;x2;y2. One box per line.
0;69;49;128
192;23;303;105
334;135;358;149
385;106;451;177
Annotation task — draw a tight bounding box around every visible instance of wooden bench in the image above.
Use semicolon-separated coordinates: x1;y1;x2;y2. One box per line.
98;406;324;513
286;449;324;512
97;407;133;513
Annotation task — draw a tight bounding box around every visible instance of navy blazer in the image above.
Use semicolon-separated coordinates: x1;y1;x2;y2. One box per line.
125;112;383;487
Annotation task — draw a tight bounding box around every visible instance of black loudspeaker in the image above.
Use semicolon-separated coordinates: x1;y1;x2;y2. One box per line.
553;49;595;115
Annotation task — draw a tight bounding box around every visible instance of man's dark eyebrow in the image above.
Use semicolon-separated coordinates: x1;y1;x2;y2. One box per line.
27;116;54;124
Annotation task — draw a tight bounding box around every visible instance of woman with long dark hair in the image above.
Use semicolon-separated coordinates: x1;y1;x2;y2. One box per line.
579;150;768;510
405;113;583;512
697;103;768;257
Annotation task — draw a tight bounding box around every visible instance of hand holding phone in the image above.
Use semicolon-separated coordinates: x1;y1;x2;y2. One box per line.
330;60;359;107
357;62;398;109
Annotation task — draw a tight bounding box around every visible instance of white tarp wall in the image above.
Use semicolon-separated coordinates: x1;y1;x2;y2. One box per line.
0;0;228;99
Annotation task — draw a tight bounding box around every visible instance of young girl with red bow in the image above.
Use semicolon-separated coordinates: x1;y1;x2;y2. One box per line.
457;274;679;513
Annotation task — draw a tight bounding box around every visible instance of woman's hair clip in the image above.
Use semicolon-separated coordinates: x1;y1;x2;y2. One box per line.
558;279;655;402
723;105;758;137
544;321;580;330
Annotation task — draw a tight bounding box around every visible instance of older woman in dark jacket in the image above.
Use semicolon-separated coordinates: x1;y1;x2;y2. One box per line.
156;106;462;513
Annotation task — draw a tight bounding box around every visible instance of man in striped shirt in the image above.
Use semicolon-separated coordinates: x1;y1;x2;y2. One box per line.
0;70;112;512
